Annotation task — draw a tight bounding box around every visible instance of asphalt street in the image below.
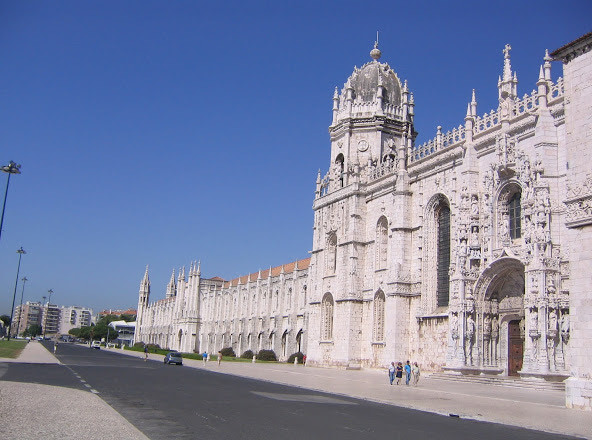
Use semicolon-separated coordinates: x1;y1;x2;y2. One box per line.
1;342;580;440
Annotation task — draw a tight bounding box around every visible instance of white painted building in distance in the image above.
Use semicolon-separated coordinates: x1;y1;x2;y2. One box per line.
135;33;592;410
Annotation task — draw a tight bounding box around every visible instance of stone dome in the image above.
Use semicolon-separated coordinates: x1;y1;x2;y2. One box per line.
349;61;402;106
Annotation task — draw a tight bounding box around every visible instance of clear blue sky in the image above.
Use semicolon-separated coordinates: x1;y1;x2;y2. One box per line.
1;1;590;315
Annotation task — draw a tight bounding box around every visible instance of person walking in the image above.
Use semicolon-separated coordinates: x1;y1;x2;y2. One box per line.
217;350;222;366
395;362;403;385
144;344;148;362
404;360;412;386
202;351;208;365
53;341;58;354
388;362;395;385
412;362;421;386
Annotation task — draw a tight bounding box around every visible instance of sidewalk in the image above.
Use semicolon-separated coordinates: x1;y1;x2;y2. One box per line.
0;341;148;440
1;342;590;439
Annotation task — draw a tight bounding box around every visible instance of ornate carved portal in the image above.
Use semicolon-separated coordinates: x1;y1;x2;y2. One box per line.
447;255;569;379
447;257;525;375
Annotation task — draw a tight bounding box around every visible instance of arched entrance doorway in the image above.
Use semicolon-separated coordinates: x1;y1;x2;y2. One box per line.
177;329;183;351
474;257;525;375
281;330;288;359
296;329;303;353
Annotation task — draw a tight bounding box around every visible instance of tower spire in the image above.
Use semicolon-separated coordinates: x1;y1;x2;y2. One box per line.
498;44;518;101
370;31;381;61
141;265;150;288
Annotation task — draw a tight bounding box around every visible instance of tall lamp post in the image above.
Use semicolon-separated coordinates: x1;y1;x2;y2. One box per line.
42;289;53;339
0;161;22;244
7;247;26;340
15;276;28;338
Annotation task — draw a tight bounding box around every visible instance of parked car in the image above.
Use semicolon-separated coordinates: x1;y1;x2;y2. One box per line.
91;341;101;349
164;351;183;365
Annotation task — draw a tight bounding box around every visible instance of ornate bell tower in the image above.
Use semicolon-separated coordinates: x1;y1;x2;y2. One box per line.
307;39;416;368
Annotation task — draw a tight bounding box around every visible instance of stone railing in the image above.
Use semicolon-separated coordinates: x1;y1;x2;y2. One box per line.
410;77;564;163
367;158;397;182
317;159;398;199
549;76;564;101
411;126;465;162
474;110;501;134
513;89;538;116
336;100;403;122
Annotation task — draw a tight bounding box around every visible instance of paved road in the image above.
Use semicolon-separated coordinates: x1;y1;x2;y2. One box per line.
0;342;578;440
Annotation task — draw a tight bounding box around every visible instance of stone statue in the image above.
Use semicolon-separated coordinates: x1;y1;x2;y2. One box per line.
450;313;459;337
548;308;558;332
471;195;479;217
465;314;475;365
561;313;570;341
491;315;499;364
483;313;492;365
547;336;556;371
483;314;492;337
529;307;539;334
532;336;539;361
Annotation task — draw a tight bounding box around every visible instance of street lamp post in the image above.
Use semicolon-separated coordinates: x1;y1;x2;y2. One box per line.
0;161;22;244
15;276;28;338
7;247;26;340
43;289;53;339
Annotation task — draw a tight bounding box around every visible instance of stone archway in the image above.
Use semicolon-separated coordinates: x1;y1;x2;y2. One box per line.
473;256;525;375
177;329;183;351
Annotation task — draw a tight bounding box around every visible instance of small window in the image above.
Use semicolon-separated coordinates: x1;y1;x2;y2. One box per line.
509;192;521;240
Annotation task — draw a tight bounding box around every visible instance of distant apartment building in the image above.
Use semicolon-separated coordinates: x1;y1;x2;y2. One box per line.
59;305;93;335
11;301;94;337
12;301;43;336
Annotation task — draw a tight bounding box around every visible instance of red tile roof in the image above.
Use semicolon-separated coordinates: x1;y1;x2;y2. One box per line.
223;258;310;288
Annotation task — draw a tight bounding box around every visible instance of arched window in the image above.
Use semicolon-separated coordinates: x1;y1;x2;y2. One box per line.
302;285;307;309
335;154;345;188
376;216;388;270
326;233;337;275
436;203;451;307
373;290;385;342
509;192;521;240
321;293;334;341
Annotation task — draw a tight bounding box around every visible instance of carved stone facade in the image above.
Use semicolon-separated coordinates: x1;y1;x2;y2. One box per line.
135;260;310;360
135;33;592;410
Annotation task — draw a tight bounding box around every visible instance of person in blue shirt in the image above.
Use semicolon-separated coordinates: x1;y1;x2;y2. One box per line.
404;360;412;385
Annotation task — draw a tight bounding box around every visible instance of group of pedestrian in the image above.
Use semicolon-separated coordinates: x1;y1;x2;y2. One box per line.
388;360;420;386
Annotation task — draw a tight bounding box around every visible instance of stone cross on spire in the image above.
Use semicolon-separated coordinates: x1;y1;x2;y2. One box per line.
502;44;513;82
503;44;511;58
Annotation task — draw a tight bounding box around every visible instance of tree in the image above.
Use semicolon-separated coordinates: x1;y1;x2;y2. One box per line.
0;315;11;327
69;326;92;340
24;324;42;337
119;314;135;322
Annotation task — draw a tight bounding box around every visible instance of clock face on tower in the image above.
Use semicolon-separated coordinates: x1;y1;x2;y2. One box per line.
358;139;369;152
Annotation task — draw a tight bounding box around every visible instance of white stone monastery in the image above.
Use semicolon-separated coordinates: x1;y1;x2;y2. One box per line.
135;32;592;410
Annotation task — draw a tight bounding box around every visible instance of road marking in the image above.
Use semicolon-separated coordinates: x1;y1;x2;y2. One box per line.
252;391;357;405
90;389;99;394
